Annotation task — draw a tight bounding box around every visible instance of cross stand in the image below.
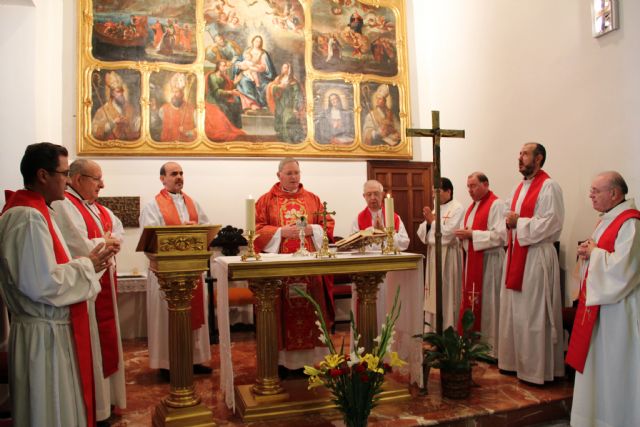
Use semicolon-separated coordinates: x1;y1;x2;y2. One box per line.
407;110;465;335
313;201;336;258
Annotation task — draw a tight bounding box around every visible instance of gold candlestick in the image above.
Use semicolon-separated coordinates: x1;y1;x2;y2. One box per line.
241;230;261;261
315;229;336;258
381;226;399;255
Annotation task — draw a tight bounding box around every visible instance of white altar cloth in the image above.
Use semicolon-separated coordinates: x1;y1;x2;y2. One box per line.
212;252;424;411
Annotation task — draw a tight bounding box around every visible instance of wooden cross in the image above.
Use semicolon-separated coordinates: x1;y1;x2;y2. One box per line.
407;110;465;335
314;201;335;234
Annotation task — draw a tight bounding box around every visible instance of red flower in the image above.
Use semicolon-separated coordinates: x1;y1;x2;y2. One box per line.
383;362;392;373
360;373;370;382
355;363;366;373
330;368;342;377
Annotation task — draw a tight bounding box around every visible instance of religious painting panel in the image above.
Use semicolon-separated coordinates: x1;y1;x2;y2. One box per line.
78;0;411;158
91;0;197;64
90;69;142;142
149;70;199;143
311;0;398;77
312;80;355;146
360;82;401;147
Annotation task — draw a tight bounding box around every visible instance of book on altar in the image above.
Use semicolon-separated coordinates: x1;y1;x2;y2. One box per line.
334;228;387;251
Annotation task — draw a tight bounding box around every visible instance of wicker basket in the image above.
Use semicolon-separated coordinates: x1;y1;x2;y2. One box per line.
440;368;471;399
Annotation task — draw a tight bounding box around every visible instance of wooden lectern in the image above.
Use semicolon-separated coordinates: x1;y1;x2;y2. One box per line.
137;224;221;427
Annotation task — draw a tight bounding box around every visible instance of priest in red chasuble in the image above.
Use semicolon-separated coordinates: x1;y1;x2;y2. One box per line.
453;172;505;357
254;158;335;371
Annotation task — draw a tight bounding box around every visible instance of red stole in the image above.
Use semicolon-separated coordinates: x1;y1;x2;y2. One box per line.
65;191;120;377
504;170;550;291
154;189;205;330
565;208;640;373
2;190;95;427
357;207;400;232
457;191;498;333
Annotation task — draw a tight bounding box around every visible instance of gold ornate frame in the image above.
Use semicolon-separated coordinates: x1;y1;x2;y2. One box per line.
77;0;411;158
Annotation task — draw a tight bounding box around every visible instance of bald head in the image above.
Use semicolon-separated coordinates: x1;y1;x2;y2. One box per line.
69;159;103;203
589;171;628;213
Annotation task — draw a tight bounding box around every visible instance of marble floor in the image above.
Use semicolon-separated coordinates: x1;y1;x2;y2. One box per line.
110;327;573;426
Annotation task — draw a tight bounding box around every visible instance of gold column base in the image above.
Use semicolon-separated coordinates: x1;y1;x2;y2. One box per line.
152;401;215;427
235;378;410;422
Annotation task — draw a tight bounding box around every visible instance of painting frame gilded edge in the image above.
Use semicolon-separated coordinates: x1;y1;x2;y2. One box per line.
77;0;413;159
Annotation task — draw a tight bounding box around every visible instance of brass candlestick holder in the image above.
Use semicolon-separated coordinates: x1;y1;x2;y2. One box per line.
241;230;261;261
381;226;399;255
315;229;336;259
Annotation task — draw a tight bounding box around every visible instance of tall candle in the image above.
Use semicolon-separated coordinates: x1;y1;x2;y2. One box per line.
246;196;255;232
384;194;394;229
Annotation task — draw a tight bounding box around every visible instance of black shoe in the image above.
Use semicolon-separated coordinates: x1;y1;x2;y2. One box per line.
158;368;170;382
193;364;212;375
97;420;111;427
498;368;516;376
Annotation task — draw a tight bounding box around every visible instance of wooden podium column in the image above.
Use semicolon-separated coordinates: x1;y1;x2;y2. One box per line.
137;225;220;427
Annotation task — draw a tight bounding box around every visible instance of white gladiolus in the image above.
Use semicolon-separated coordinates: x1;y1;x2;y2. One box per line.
318;333;326;344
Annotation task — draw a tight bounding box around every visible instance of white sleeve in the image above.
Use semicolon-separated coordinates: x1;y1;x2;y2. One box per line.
471;200;507;251
310;224;324;250
349;217;361;236
1;209;100;307
261;229;282;253
139;200;165;227
416;221;428;244
516;180;564;246
586;219;640;306
440;203;464;245
108;207;125;239
394;219;410;251
195;199;210;224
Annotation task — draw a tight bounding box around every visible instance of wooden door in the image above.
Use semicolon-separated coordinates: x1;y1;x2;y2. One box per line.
367;161;432;254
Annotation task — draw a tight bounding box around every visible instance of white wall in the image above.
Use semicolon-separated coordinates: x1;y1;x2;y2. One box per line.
1;1;639;288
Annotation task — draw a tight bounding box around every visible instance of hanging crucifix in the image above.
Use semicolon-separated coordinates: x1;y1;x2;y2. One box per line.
407;110;465;335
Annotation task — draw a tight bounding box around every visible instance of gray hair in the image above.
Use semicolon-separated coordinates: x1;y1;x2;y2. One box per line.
363;179;384;192
69;159;95;177
278;157;299;172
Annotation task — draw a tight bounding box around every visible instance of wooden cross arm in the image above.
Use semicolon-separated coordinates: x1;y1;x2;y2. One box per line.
406;128;465;139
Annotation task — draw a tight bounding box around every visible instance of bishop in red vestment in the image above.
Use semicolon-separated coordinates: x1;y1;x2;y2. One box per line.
255;158;335;370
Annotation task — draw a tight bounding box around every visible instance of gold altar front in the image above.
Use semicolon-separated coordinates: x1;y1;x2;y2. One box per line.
137;225;220;427
226;253;423;421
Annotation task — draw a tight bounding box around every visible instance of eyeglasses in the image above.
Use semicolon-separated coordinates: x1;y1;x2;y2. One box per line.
81;174;103;183
49;169;70;177
589;186;612;195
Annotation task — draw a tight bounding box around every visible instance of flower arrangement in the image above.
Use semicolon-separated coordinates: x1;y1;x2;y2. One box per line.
294;286;406;427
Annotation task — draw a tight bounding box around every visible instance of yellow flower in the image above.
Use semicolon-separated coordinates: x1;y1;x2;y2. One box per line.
320;353;345;369
361;354;384;374
388;351;407;368
304;365;322;376
307;375;325;390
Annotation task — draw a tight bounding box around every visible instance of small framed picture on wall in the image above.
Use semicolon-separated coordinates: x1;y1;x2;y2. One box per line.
592;0;619;38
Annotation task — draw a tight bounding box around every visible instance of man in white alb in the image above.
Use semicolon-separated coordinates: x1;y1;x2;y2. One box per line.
454;172;505;356
140;161;211;380
498;142;565;384
568;171;640;427
417;177;464;330
52;159;126;425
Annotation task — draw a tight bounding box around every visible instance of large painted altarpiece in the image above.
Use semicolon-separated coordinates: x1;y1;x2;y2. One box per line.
77;0;412;158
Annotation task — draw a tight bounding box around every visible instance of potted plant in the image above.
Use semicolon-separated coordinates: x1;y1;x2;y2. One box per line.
210;225;247;256
417;309;492;399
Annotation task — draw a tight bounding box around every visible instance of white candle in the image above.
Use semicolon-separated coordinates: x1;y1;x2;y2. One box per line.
384;193;394;229
246;196;255;232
